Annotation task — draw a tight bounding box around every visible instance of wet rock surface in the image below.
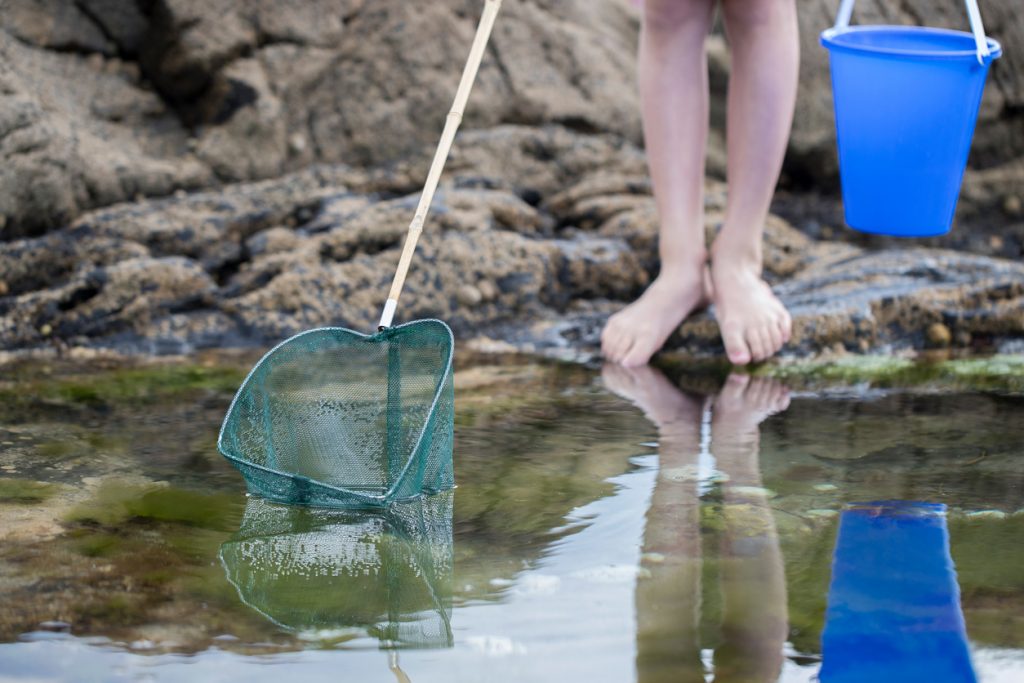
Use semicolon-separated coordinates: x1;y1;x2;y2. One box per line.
0;1;1022;358
0;125;1022;359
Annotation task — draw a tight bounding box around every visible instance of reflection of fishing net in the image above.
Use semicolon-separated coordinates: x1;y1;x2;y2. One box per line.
218;321;454;507
219;492;454;648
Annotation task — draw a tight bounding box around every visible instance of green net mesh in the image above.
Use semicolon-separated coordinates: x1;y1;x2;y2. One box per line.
218;320;455;508
219;492;453;647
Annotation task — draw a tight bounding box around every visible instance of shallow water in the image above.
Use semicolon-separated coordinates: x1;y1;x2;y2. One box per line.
1;357;1023;682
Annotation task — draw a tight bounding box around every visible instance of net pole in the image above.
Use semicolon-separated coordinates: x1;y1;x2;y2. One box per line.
378;0;502;329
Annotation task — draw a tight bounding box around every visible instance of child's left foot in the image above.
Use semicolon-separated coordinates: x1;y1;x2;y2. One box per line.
709;254;791;365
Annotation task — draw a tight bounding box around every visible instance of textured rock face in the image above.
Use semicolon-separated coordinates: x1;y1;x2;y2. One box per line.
1;0;1022;358
3;0;1019;239
0;30;211;238
0;0;641;237
1;126;1022;358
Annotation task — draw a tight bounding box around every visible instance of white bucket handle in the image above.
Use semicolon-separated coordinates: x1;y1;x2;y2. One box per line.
834;0;991;64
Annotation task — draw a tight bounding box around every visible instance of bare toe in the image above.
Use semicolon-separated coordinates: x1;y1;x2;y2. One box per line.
622;341;654;368
618;338;641;366
776;316;791;345
601;318;628;362
747;328;769;363
722;323;751;365
766;323;784;356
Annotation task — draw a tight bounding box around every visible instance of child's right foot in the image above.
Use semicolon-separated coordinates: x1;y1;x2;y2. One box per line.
601;267;709;367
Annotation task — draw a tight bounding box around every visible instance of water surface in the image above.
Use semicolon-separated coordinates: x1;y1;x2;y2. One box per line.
1;356;1022;682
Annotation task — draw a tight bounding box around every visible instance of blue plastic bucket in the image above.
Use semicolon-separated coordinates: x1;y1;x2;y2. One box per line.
821;26;1001;237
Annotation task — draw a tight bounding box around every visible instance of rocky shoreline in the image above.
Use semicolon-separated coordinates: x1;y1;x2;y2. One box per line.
1;0;1022;361
2;128;1023;362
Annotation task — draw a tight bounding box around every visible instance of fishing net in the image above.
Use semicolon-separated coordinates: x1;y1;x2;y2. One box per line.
219;491;454;648
218;320;455;508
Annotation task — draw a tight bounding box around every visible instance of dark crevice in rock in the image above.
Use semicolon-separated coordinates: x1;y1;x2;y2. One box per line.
3;31;106;59
340;6;363;27
219;269;277;300
0;117;36;144
57;282;102;312
517;188;543;207
210;251;248;289
72;0;121;57
488;40;517;100
166;293;211;315
320;237;402;263
291;200;324;230
252;35;306;51
306;109;325;161
208;78;258;125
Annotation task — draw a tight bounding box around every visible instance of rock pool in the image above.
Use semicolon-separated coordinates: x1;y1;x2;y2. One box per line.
0;354;1022;682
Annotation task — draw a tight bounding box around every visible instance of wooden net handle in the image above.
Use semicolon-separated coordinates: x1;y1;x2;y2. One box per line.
379;0;502;329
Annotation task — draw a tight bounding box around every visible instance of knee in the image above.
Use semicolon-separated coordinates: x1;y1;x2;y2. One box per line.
642;0;713;34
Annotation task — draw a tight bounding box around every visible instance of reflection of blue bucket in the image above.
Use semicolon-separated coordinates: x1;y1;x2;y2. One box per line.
821;26;1001;237
820;501;977;683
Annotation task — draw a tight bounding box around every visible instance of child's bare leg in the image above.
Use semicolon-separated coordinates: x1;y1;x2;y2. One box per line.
602;0;714;367
710;0;798;365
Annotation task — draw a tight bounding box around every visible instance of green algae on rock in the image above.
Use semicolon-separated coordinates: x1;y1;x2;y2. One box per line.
754;354;1024;392
66;479;241;531
0;478;62;504
0;363;245;413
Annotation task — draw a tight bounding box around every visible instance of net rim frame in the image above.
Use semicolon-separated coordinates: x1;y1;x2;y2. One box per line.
217;319;455;505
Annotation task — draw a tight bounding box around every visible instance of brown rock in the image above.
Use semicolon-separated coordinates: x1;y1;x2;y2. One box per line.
0;31;211;237
192;58;287;181
457;285;484;307
1005;195;1022;217
2;161;1023;359
246;228;301;257
0;257;216;348
3;0;112;55
477;280;499;302
926;322;953;348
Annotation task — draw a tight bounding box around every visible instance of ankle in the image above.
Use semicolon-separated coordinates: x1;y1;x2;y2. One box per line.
710;242;762;275
658;251;708;277
653;265;706;290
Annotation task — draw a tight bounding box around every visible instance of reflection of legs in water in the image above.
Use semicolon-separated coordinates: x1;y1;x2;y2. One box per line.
711;374;789;683
603;364;705;683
